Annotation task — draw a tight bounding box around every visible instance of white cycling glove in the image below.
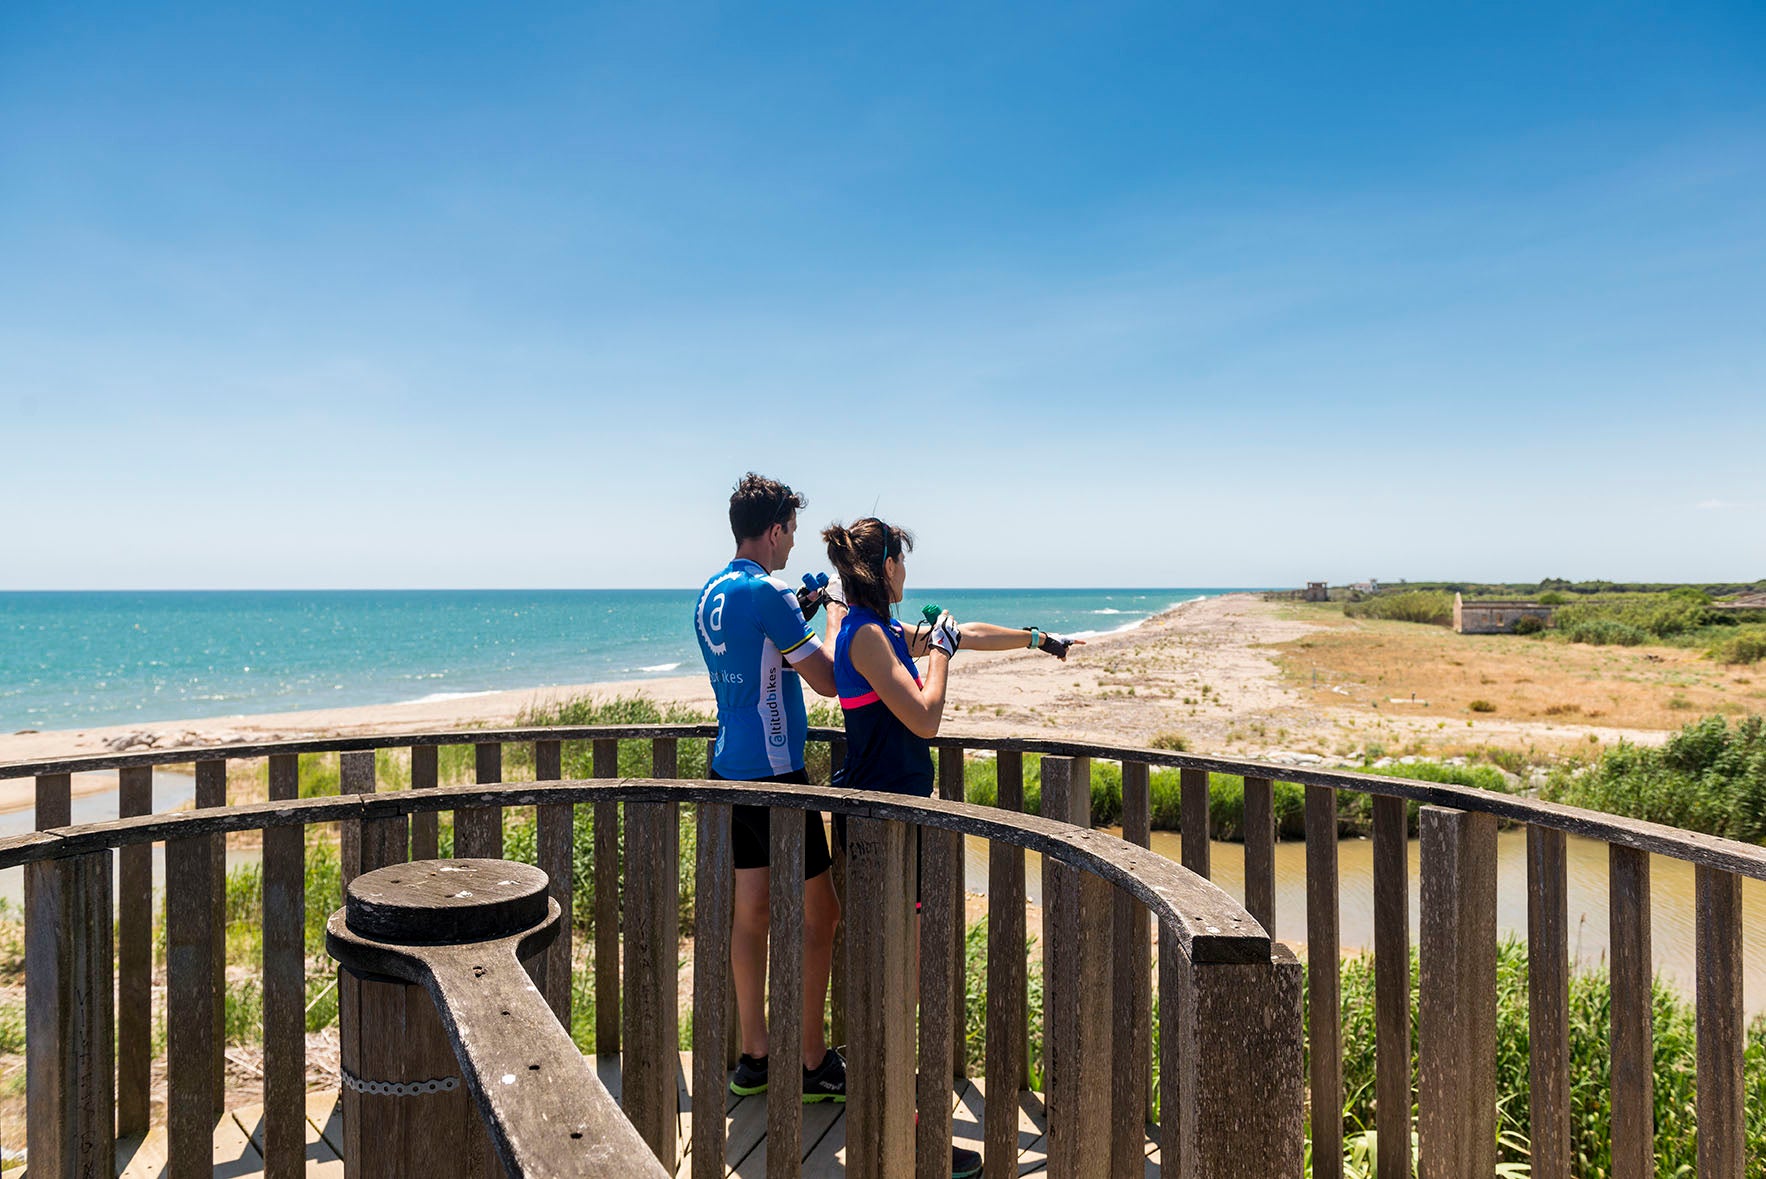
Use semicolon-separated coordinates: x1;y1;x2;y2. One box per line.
929;611;961;659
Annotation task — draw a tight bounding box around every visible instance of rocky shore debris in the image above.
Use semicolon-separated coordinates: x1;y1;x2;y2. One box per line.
102;729;258;753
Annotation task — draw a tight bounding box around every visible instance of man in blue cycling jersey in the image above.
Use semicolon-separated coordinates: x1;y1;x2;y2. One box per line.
694;473;845;1102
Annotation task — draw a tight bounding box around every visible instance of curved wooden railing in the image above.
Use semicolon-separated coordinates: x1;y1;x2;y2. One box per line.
3;724;1761;1178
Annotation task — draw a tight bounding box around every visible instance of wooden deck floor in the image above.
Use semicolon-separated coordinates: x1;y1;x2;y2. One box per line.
105;1053;1161;1177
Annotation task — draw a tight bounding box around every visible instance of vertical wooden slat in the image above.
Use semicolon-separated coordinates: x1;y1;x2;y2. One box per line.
985;750;1027;1179
1040;756;1107;1177
594;737;622;1054
1371;793;1411;1179
1417;807;1496;1179
1110;760;1152;1177
262;754;306;1179
827;737;849;1050
25;850;115;1178
918;813;957;1179
767;807;805;1179
938;743;967;1081
1305;784;1342;1179
1526;825;1570;1179
1696;864;1744;1179
454;741;504;858
1040;757;1072;1147
166;833;218;1174
692;802;734;1179
116;766;153;1139
624;791;682;1172
1608;844;1654;1177
195;758;227;1117
338;750;376;886
1242;775;1275;938
1169;943;1306;1178
34;771;71;829
535;739;573;1026
409;744;439;860
846;816;916;1179
1179;767;1210;878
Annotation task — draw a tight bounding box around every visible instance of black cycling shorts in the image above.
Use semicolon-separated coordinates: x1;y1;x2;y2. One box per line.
711;767;834;879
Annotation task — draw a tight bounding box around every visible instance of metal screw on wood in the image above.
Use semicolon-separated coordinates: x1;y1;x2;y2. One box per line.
326;858;667;1179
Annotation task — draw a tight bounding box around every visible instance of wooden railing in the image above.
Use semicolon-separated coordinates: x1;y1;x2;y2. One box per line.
3;724;1762;1177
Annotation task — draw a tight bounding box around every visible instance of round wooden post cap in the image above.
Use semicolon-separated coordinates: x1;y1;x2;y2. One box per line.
345;858;550;945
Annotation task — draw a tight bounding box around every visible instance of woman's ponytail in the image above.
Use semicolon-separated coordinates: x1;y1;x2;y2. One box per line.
823;517;912;617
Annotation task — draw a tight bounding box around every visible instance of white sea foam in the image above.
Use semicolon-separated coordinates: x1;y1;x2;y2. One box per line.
637;662;684;673
399;690;504;706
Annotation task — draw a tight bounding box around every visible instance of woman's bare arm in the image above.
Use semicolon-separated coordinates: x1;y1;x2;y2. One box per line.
901;619;1085;657
849;622;949;739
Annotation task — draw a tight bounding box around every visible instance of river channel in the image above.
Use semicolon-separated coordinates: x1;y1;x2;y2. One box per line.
962;828;1766;1016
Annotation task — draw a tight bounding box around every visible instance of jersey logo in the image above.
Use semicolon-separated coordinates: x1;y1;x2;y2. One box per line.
696;569;742;657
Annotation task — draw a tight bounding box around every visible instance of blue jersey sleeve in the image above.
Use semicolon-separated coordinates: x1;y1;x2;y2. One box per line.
756;577;821;664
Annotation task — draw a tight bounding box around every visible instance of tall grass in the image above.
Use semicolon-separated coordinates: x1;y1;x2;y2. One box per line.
1542;714;1766;841
1343;591;1454;627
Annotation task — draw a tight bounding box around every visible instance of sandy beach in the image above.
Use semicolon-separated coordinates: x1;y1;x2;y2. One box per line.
1;592;1701;801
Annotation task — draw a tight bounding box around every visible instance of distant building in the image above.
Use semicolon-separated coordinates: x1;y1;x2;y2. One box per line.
1453;593;1556;635
1349;580;1380;594
1303;581;1329;602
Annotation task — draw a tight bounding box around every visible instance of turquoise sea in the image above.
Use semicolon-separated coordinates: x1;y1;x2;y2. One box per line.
0;588;1253;732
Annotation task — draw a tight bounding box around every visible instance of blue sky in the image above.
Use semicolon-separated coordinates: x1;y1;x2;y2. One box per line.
3;2;1762;589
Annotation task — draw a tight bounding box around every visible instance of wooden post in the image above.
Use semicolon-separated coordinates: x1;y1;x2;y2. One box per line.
827;737;849;1050
1162;938;1305;1178
984;750;1028;1179
263;754;307;1179
535;739;573;1026
593;738;622;1054
1417;807;1496;1179
1371;794;1410;1179
846;817;916;1179
1304;784;1342;1179
453;742;504;859
938;744;967;1081
117;765;153;1140
767;807;805;1178
1111;760;1152;1177
623;787;680;1171
35;771;71;829
1242;776;1275;938
197;757;228;1115
1696;865;1744;1179
692;802;734;1179
410;744;440;859
25;850;115;1178
167;832;219;1174
1526;826;1570;1179
918;811;958;1179
1608;845;1653;1176
1179;768;1210;879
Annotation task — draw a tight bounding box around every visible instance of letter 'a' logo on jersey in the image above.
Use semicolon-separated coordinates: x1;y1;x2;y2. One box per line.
696;571;740;657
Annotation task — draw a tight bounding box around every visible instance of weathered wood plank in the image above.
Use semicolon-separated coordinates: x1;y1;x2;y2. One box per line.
939;743;967;1082
454;741;505;859
1417;807;1496;1179
338;751;376;887
1179;767;1210;879
1166;939;1306;1178
845;816;916;1179
1609;844;1654;1177
25;850;114;1178
197;757;228;1115
767;806;805;1179
1696;864;1744;1179
1046;868;1113;1175
1371;793;1410;1179
535;739;573;1025
1243;775;1275;938
623;794;681;1172
117;765;153;1139
35;771;71;829
984;750;1028;1178
262;753;306;1179
1526;825;1570;1179
409;744;440;860
1110;760;1152;1178
692;802;734;1179
166;832;219;1175
594;737;622;1054
918;814;957;1179
1305;784;1342;1179
827;736;849;1051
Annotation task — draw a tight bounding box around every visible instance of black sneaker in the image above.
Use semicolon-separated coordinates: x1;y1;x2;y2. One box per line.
802;1048;846;1103
729;1053;767;1097
951;1145;983;1178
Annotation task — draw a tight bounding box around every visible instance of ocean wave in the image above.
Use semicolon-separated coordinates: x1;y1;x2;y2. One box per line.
397;690;504;706
1068;597;1205;639
637;662;684;673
